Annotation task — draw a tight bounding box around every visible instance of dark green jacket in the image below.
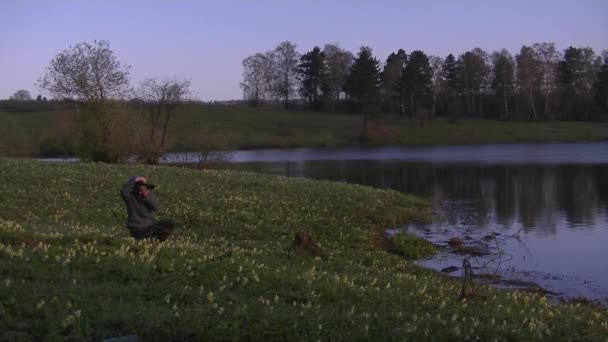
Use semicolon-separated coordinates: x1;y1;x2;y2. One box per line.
120;177;159;228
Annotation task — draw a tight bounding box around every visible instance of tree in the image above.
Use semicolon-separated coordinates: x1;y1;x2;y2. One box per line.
297;46;326;109
398;50;432;124
582;49;603;117
429;56;444;118
137;78;192;164
533;42;560;119
36;94;42;101
491;49;515;119
272;41;299;109
39;40;131;102
595;50;608;111
9;89;32;101
443;54;461;121
558;47;600;119
344;46;381;137
516;45;541;119
322;44;354;110
381;49;406;113
459;48;490;115
240;52;273;107
38;40;132;162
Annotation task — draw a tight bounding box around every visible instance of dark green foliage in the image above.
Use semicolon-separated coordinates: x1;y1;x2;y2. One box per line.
398;50;433;120
344;46;382;113
381;49;406;112
297;47;326;110
559;47;583;118
595;53;608;110
344;47;382;139
443;54;461;121
443;54;460;93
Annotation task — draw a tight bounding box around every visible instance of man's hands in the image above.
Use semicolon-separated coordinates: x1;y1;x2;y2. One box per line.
135;177;149;198
138;186;150;198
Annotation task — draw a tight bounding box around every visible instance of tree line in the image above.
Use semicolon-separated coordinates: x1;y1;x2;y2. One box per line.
241;41;608;123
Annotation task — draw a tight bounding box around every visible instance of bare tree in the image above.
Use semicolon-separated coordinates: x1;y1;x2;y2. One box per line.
323;43;354;109
459;48;490;115
272;41;299;109
137;78;192;164
580;48;602;115
429;56;444;118
240;52;273;106
9;89;32;101
532;42;560;119
516;46;541;119
491;49;515;119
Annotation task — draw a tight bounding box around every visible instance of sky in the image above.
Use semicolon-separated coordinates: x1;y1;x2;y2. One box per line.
0;0;606;101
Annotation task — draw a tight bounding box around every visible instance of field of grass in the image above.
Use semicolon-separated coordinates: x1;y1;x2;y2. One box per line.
2;104;608;158
0;159;606;340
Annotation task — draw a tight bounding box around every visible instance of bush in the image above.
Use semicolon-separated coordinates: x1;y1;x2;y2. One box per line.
75;102;147;163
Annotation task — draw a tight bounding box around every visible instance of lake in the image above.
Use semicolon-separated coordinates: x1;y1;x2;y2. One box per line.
165;142;608;304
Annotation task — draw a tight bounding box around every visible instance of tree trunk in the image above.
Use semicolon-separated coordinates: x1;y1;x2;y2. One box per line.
359;114;368;142
410;94;415;122
464;76;471;114
431;92;437;119
284;73;289;109
503;85;509;119
160;108;172;160
544;91;549;120
529;87;537;120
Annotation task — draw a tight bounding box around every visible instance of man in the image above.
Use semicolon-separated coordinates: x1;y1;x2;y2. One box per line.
120;176;176;241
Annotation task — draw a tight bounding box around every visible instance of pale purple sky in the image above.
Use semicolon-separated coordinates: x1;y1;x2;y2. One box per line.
1;0;606;101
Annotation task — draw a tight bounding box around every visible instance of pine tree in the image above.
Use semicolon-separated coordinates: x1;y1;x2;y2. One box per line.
344;46;382;138
398;50;432;123
344;46;381;111
443;54;461;121
297;47;326;110
381;49;406;112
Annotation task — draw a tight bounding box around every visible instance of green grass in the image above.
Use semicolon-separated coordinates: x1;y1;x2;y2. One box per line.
2;105;608;157
0;159;606;340
391;234;437;260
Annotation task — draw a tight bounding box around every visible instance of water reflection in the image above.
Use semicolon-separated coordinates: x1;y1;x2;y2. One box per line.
225;161;608;233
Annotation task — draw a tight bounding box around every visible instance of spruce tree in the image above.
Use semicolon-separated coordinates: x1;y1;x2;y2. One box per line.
297;46;326;109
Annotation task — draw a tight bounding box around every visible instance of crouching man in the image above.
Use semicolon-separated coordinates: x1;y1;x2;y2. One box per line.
120;176;176;241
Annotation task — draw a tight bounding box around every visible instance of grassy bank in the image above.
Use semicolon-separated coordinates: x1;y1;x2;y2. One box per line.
0;159;606;340
2;105;608;157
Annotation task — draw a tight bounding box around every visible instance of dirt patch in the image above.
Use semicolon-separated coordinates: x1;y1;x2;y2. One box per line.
372;231;398;254
294;231;321;256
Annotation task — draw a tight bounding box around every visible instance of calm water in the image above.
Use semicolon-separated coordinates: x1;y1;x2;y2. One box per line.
183;142;608;303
